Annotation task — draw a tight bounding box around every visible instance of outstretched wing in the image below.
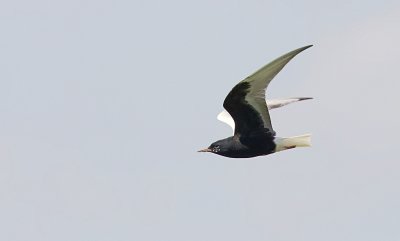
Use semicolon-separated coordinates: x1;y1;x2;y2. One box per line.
267;97;313;110
223;45;312;136
217;97;313;133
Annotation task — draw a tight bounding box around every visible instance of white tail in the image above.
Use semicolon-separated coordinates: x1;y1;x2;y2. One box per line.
274;134;311;152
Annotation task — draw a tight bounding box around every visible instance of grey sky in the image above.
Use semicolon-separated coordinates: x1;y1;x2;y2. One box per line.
1;0;400;241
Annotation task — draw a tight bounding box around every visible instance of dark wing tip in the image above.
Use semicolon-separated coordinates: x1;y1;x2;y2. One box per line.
297;97;313;101
296;45;313;52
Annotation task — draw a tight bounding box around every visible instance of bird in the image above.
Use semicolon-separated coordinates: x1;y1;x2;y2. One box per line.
198;45;313;158
217;97;313;133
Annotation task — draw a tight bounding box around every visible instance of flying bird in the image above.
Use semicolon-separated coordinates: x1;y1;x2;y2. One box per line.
199;45;313;158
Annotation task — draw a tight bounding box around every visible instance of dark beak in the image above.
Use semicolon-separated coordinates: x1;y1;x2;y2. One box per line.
198;148;212;152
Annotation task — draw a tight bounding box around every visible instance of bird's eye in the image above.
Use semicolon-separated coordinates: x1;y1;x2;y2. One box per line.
213;145;220;152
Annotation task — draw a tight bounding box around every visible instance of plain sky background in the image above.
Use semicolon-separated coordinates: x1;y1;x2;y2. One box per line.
1;0;400;240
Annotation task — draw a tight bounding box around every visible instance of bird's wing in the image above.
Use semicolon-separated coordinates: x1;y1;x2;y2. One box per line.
266;97;313;110
217;97;313;133
223;45;312;136
217;110;235;131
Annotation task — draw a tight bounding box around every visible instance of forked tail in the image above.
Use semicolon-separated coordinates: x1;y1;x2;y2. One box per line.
274;134;311;152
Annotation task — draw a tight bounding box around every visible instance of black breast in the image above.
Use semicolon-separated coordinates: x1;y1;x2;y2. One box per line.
219;130;276;158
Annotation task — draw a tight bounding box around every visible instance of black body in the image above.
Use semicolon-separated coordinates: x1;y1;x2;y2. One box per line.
209;131;276;158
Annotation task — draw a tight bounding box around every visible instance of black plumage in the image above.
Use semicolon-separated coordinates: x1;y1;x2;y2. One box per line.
199;45;313;158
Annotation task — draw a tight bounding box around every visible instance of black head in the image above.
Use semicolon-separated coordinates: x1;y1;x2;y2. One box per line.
198;138;233;156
